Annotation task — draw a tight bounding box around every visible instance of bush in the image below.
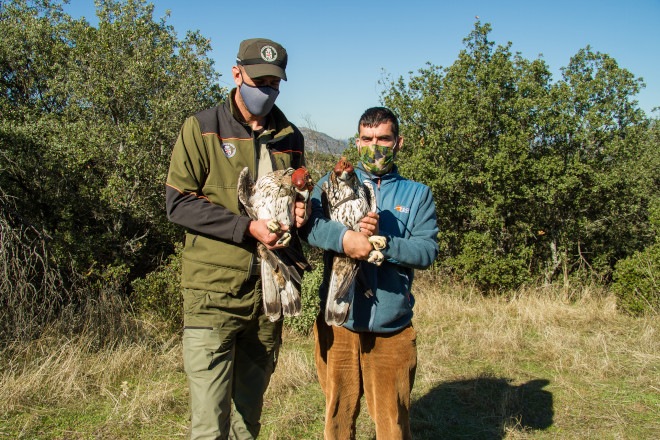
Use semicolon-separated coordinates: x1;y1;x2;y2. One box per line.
611;243;660;315
284;263;323;335
447;231;533;292
131;244;183;331
611;203;660;315
611;244;660;315
382;23;653;291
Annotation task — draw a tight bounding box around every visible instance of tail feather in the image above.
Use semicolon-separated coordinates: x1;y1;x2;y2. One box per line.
280;281;301;318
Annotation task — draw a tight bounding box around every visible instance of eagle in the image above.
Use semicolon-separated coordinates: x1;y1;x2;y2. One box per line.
237;166;313;322
321;157;387;326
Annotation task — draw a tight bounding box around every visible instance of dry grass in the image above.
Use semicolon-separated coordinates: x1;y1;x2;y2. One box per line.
411;277;659;439
417;279;658;383
1;276;658;439
0;326;187;438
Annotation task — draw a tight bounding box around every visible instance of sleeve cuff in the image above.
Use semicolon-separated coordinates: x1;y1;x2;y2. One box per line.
337;227;348;253
233;215;252;243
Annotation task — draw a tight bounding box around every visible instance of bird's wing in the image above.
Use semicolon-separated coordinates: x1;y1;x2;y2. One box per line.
258;244;282;321
280;232;312;274
321;180;331;219
237;167;258;219
258;246;303;285
269;239;304;318
325;254;359;326
363;180;377;214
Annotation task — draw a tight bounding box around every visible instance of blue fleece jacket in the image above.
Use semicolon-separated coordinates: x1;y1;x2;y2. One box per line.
300;165;439;333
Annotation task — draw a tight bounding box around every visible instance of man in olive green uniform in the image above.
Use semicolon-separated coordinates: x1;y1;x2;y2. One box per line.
165;38;308;440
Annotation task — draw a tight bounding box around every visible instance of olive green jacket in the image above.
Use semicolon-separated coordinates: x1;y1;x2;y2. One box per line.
166;89;305;295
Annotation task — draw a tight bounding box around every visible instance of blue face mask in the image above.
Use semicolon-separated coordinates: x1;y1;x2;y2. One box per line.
239;76;279;117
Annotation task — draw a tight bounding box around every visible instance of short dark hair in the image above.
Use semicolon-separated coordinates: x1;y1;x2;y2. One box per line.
358;107;399;139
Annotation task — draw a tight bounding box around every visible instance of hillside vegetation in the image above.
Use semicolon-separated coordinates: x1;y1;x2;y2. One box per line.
299;126;349;155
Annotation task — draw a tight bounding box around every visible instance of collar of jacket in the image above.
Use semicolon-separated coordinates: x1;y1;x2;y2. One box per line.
356;163;402;186
227;88;296;142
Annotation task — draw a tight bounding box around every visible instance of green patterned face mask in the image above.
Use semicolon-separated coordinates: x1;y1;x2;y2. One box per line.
359;144;396;176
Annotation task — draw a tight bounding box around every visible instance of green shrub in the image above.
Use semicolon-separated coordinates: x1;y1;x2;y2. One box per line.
611;242;660;315
611;203;660;315
284;264;323;335
448;231;533;292
131;244;182;331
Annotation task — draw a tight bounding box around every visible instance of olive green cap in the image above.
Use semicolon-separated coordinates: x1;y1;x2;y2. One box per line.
236;38;288;80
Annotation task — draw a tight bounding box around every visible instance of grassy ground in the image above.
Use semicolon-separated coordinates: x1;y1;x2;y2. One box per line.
1;277;658;439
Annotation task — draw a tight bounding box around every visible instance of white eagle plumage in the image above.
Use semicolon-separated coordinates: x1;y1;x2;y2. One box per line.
237;166;313;322
321;157;387;326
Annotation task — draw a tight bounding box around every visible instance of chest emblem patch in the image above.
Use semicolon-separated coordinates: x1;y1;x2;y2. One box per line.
396;205;410;213
221;143;236;158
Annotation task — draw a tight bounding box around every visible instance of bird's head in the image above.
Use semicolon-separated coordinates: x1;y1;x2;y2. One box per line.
292;167;314;201
292;167;313;191
333;157;355;182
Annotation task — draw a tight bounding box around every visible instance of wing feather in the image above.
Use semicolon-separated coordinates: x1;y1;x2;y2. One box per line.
325;255;359;326
259;244;282;322
363;180;377;214
237;167;256;217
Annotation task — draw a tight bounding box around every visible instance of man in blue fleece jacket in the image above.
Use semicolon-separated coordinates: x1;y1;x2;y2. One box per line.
300;107;439;439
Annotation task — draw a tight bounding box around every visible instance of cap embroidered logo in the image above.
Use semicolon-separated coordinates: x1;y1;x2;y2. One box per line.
260;45;277;62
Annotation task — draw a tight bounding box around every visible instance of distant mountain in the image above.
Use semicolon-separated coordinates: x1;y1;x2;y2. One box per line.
299;127;349;155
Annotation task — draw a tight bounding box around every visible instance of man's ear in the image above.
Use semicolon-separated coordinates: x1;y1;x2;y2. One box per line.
394;136;403;155
232;65;242;86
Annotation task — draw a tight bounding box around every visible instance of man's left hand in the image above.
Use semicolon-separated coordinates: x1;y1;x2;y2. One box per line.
359;211;379;237
294;199;311;228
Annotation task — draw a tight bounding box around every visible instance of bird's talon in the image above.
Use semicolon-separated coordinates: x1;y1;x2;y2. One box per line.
367;250;384;266
368;235;387;251
276;232;291;247
267;219;282;234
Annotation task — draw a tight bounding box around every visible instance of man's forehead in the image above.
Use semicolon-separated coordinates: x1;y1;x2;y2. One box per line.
359;121;395;136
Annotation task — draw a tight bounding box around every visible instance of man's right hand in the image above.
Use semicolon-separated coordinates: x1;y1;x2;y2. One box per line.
342;230;375;260
342;212;381;259
247;219;289;249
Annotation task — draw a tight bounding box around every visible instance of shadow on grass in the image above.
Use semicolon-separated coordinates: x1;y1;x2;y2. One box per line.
411;376;553;439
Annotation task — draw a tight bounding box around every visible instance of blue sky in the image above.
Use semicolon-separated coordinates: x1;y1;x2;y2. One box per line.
63;0;659;140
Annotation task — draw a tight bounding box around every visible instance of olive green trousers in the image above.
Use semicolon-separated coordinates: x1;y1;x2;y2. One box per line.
314;315;417;440
182;278;282;440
